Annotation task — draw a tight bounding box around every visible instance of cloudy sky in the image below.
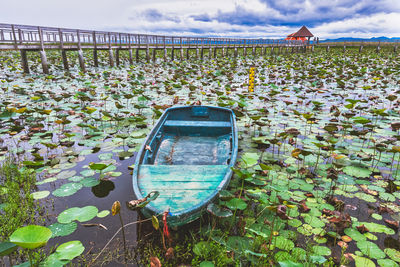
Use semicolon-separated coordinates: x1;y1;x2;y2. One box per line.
2;0;400;39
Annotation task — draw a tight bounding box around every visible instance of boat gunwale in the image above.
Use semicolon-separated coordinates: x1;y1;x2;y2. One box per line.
132;105;238;221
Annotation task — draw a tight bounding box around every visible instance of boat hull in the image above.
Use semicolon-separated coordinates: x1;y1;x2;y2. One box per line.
132;106;238;227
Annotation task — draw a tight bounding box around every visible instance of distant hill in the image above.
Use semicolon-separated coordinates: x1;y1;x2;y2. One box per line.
320;37;400;43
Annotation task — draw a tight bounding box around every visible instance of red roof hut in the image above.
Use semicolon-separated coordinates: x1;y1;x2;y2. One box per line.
285;26;314;42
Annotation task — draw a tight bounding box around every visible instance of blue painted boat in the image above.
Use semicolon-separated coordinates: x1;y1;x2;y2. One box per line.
132;106;238;227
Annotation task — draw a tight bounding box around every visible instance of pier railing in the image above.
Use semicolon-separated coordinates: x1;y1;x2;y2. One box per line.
0;23;302;50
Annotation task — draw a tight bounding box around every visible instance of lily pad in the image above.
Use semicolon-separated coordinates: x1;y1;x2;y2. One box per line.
32;190;50;199
55;240;85;260
80;177;100;187
357;240;386;259
52;183;83;197
97;210;110;218
225;198;247;210
56;170;77;180
57;206;98;223
343;166;372;178
48;222;77;238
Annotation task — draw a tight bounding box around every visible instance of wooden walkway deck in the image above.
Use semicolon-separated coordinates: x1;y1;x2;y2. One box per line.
0;23;398;73
0;23;307;73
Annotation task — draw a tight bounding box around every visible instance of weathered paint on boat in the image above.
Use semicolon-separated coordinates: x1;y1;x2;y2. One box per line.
132;106;238;227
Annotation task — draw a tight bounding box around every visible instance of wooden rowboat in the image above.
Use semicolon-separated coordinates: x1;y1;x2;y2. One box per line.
132;106;238;227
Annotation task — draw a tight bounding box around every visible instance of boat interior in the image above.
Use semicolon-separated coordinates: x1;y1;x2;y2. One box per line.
137;106;235;214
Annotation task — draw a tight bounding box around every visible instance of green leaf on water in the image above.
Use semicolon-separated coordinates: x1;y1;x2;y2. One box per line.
32;190;50;199
352;255;376;267
384;248;400;262
241;152;260;167
97;210;110;218
52;183;83;197
55;240;85;260
357;240;386;259
0;241;17;256
312;245;331;256
57;206;98;224
48;222;77;238
225;198;247;210
343;166;372;178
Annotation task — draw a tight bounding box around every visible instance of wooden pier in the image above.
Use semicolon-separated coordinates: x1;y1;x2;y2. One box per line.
0;23;305;73
1;23;398;74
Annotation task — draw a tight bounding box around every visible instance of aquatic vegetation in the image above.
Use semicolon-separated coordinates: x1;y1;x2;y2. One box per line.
0;46;399;265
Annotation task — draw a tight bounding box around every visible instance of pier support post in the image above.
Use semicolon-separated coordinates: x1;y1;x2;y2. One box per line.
163;48;167;62
115;49;120;66
221;47;225;57
180;48;183;61
200;47;204;60
326;46;330;52
279;46;282;54
213;47;217;58
394;46;398;53
128;49;133;65
311;45;314;53
272;46;275;55
195;48;199;59
109;49;114;67
186;48;190;60
359;45;363;53
252;47;256;57
343;45;346;52
153;49;157;62
376;45;380;53
78;49;85;72
209;47;212;59
244;47;247;57
234;47;238;57
171;48;175;61
61;50;69;71
136;49;140;62
93;49;98;67
20;50;29;74
39;50;49;74
146;47;150;63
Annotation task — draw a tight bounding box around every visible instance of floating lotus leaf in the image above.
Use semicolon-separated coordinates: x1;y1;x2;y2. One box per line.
57;206;98;224
343;166;372;178
0;241;17;256
344;228;366;242
36;177;57;185
32;190;50;199
80;177;100;187
357;240;385;259
352;255;375;267
52;183;83;197
55;240;85;260
377;259;398;267
225;198;247;210
199;261;214;267
80;169;95;177
68;175;84;182
40;253;69;267
97;210;110;218
48;222;77;237
207;203;233;218
384;248;400;262
56;170;77;180
98;153;113;160
10;225;52;249
274;236;294;251
278;261;303;267
241;152;260;167
312;246;331;256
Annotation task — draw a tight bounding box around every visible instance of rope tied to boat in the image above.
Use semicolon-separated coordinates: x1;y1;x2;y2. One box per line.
163;209;171;243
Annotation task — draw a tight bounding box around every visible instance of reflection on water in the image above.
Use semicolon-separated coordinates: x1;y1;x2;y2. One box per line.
92;179;115;198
